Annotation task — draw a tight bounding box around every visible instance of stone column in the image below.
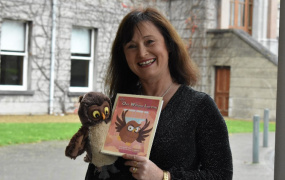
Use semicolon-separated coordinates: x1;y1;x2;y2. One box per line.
274;0;285;179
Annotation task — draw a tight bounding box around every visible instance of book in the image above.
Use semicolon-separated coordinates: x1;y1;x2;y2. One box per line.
101;93;163;158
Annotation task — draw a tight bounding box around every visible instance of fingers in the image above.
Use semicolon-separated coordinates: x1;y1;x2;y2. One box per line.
123;154;164;180
124;160;141;168
123;154;145;168
133;161;139;167
123;154;145;161
124;154;153;179
131;167;138;173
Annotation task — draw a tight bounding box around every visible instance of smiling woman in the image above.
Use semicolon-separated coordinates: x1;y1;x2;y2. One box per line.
123;21;170;85
105;8;199;99
86;7;233;180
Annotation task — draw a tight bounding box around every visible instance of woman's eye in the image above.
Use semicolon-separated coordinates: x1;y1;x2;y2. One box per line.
146;40;154;45
127;44;136;49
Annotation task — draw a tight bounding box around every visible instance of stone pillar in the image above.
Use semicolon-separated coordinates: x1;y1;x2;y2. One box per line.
274;0;285;179
220;0;229;29
252;0;279;55
252;0;268;43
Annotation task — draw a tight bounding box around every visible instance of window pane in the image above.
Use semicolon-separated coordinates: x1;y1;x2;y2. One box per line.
70;60;89;87
230;2;235;26
71;27;91;55
248;3;253;27
0;55;23;85
238;4;245;26
1;20;25;52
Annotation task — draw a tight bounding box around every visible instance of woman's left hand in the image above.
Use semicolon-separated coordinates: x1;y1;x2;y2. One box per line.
123;154;164;180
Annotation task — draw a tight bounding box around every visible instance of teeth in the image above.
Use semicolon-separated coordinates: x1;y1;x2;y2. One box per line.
139;59;155;66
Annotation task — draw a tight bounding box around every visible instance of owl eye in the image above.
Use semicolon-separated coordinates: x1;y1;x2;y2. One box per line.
135;127;140;133
104;107;110;116
93;110;101;118
127;125;134;132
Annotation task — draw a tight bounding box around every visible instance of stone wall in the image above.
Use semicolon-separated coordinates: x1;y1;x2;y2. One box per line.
0;0;134;114
1;0;273;121
0;0;53;114
1;0;205;115
207;29;278;120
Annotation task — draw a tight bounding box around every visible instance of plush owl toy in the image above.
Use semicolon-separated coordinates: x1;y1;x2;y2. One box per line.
65;92;119;179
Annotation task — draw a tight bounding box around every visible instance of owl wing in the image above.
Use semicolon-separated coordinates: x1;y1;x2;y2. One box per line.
137;119;153;143
115;110;128;132
65;126;89;159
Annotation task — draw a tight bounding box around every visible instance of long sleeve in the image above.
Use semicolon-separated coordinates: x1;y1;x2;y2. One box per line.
168;94;233;180
85;85;233;180
150;85;233;180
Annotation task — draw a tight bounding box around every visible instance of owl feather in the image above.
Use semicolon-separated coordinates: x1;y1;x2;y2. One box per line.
137;119;153;143
115;110;128;132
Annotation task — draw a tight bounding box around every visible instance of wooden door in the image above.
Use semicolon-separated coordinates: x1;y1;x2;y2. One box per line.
215;67;231;116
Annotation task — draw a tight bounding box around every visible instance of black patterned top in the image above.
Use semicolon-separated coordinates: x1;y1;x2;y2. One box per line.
85;84;233;180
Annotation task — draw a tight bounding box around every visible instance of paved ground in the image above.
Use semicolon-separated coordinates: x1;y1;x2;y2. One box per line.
0;141;88;180
0;132;275;180
230;132;275;180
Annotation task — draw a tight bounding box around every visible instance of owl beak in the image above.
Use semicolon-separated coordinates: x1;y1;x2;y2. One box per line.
102;114;109;124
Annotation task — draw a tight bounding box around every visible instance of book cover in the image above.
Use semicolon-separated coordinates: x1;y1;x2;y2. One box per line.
101;93;163;158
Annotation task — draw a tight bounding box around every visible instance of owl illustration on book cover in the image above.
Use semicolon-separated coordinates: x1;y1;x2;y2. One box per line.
116;109;152;146
101;95;162;158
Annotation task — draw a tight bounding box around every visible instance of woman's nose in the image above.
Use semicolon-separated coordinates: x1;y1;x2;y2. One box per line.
138;46;148;57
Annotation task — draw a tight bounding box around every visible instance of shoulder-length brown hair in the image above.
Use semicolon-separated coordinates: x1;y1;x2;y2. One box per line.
105;7;199;98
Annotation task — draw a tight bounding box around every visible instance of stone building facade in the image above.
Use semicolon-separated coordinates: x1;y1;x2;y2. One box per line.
0;0;278;120
0;0;200;115
206;29;277;120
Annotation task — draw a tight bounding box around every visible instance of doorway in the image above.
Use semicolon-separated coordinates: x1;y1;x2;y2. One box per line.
215;66;231;116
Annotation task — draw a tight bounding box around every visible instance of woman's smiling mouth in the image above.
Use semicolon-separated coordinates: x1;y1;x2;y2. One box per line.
138;58;156;67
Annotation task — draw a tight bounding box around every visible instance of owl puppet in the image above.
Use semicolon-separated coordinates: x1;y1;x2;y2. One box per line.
65;92;119;179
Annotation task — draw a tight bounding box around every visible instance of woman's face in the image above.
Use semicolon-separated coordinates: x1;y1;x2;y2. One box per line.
123;21;170;82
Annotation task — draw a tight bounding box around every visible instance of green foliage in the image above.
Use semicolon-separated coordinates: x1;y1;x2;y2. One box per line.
225;119;276;133
0;123;81;146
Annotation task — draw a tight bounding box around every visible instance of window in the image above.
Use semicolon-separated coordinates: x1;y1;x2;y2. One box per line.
69;27;95;92
229;0;253;34
0;20;29;90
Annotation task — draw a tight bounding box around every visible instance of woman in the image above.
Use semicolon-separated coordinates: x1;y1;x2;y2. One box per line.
85;7;233;180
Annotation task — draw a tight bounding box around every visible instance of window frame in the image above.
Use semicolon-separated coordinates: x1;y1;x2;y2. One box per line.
229;0;253;34
0;20;29;91
69;27;95;92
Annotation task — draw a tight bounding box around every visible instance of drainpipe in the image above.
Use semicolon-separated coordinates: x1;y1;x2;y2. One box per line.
274;0;285;179
168;0;172;19
49;0;57;114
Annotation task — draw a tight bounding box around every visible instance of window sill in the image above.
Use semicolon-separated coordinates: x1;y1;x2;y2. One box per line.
67;92;86;97
0;90;34;96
